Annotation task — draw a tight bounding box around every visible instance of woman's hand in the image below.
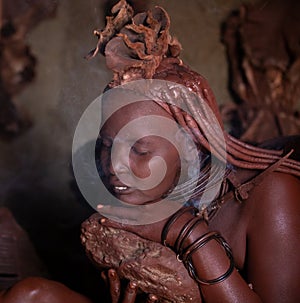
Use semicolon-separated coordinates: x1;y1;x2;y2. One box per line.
102;269;158;303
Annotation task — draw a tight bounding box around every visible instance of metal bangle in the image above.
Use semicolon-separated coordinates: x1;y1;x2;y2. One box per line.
181;232;235;285
181;231;218;259
161;206;198;246
174;217;203;256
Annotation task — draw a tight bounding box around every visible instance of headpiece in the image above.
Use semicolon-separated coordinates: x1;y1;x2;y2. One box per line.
88;0;300;179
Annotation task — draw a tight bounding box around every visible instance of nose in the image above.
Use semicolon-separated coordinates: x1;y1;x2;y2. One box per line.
109;141;130;176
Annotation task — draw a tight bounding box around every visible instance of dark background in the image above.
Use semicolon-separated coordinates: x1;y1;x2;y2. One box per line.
1;0;295;301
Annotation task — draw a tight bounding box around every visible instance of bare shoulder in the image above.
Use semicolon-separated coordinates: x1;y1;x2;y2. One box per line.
244;172;300;302
246;171;300;234
249;171;300;214
0;277;92;303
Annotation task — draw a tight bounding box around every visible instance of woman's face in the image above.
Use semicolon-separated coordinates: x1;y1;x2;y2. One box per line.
98;101;181;205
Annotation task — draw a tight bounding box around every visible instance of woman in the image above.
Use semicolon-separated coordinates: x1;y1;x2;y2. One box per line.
89;1;300;302
1;1;300;302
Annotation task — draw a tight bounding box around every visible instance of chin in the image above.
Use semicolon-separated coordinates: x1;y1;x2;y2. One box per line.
115;193;160;206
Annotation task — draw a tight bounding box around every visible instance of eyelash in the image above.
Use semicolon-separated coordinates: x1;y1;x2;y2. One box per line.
131;146;149;156
99;137;149;156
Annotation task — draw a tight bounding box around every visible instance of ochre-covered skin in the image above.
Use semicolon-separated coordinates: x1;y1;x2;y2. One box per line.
91;168;300;302
86;1;300;302
2;1;300;302
0;277;92;303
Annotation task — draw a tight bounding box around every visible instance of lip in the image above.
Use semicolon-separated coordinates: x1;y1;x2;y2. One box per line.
113;186;134;195
110;180;135;195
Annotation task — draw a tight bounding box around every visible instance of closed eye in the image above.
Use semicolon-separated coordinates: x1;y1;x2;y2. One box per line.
131;145;149;156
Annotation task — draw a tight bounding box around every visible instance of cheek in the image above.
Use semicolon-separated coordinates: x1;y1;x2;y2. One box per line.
134;151;180;187
129;155;151;178
165;154;181;182
129;152;180;181
164;148;181;185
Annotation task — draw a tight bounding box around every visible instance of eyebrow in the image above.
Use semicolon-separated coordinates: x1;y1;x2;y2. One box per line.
100;132;156;146
134;136;156;144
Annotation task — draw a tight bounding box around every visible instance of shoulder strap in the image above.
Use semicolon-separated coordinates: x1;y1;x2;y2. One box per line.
227;149;294;202
204;150;294;221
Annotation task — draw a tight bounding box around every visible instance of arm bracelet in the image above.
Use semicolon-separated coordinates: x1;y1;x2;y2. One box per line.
161;206;199;246
181;232;235;285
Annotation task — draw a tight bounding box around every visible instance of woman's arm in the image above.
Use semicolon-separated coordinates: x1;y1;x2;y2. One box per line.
164;211;262;303
99;172;300;302
165;172;300;302
246;172;300;303
100;206;261;302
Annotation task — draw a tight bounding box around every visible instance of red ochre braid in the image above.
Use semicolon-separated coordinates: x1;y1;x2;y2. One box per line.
89;0;300;178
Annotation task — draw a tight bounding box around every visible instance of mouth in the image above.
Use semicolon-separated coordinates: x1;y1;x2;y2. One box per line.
114;185;129;191
112;184;134;194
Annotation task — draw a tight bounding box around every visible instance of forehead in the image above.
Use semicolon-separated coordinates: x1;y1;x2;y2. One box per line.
100;100;175;135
